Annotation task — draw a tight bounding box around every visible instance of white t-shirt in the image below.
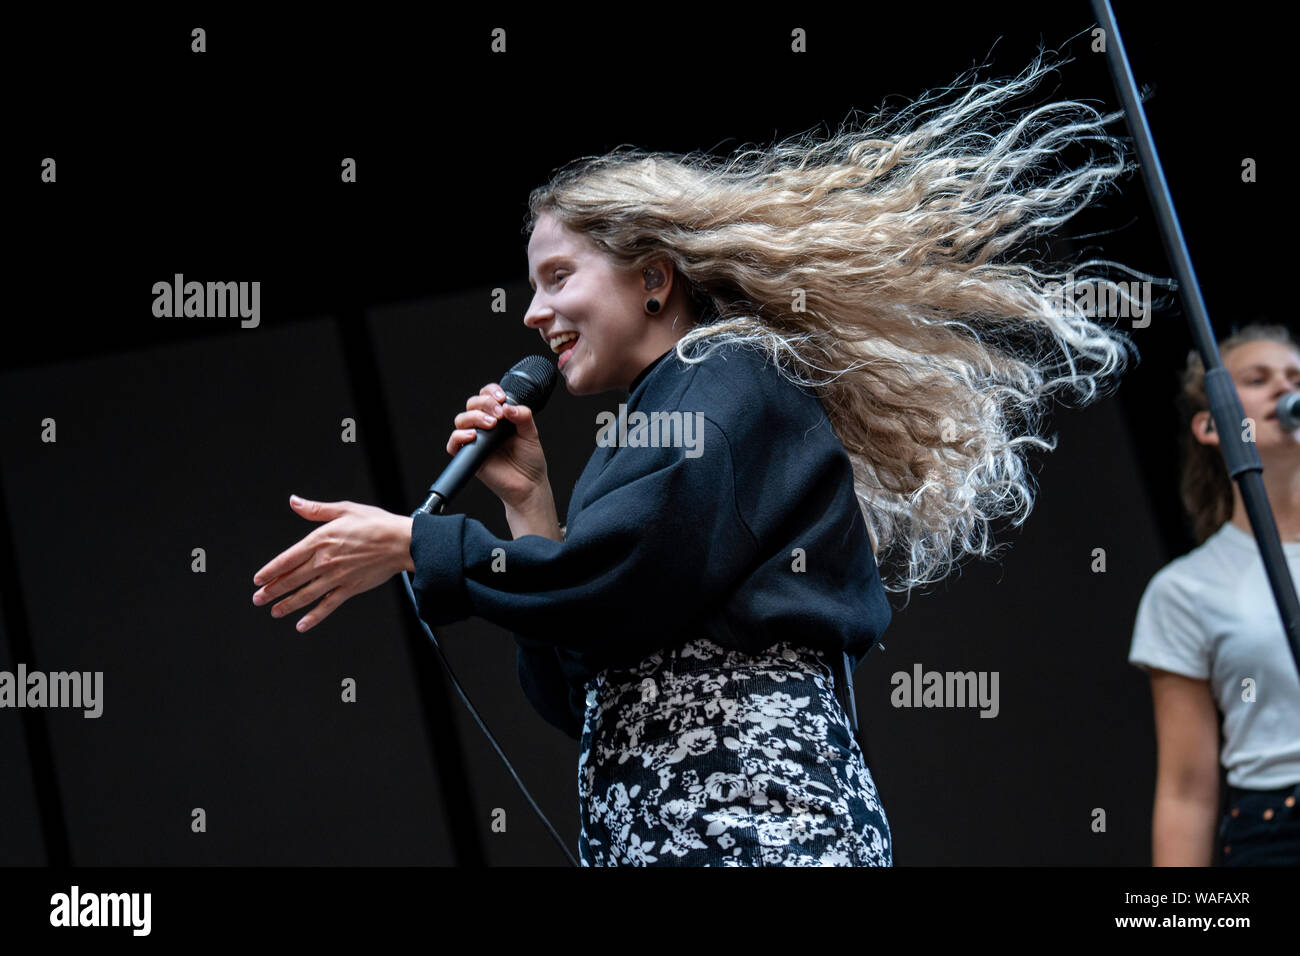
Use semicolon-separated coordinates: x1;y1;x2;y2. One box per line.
1129;521;1300;790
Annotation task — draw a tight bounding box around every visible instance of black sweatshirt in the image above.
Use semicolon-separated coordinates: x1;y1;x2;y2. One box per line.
408;340;892;740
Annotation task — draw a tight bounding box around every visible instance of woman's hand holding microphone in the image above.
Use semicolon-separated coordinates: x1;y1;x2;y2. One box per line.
448;382;564;542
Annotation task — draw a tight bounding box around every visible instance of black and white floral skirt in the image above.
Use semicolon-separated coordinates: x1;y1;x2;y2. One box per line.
578;636;891;866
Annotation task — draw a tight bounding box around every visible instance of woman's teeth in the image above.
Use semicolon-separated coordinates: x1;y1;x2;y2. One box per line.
550;332;579;353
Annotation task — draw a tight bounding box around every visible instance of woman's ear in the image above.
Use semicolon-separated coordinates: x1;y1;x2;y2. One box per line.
1192;409;1219;447
643;259;672;293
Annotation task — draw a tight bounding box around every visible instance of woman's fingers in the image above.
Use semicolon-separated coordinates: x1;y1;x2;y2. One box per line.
252;557;315;606
293;584;352;633
467;394;505;418
469;390;507;421
447;427;484;455
454;406;502;429
445;384;516;456
267;569;339;621
449;402;505;454
254;535;318;588
503;403;532;434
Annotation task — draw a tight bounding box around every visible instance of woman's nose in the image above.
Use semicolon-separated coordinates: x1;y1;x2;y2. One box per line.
523;295;551;329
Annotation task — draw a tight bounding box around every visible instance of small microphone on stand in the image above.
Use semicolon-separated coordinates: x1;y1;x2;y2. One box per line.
1277;393;1300;432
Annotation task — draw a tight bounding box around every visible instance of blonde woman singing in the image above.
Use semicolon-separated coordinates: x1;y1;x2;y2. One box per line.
254;51;1142;866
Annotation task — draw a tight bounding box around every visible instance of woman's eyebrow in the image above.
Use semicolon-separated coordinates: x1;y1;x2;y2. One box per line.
1237;363;1300;376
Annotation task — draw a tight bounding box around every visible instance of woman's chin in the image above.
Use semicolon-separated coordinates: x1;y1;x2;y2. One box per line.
560;356;591;393
560;368;584;394
1260;439;1300;460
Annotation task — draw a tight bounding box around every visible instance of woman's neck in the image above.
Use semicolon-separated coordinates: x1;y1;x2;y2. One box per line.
1230;461;1300;542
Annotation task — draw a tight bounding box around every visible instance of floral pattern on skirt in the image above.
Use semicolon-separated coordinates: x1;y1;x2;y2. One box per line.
578;636;891;866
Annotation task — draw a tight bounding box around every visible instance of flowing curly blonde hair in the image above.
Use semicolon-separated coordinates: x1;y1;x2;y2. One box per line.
526;50;1165;597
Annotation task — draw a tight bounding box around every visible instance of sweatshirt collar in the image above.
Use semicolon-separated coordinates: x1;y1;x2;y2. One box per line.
628;347;674;393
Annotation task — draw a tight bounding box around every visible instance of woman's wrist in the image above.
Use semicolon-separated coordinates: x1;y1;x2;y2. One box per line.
504;481;562;541
398;515;416;573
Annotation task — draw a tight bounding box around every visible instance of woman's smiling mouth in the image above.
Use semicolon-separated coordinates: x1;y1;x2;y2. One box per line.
555;333;580;369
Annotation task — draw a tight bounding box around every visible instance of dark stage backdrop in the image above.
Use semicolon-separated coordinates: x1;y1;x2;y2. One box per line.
3;5;1287;866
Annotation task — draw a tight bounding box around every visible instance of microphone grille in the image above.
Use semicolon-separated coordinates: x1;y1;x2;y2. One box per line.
501;354;560;412
1279;391;1300;431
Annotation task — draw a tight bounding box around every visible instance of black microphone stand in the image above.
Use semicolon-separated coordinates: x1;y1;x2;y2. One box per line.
1091;0;1300;682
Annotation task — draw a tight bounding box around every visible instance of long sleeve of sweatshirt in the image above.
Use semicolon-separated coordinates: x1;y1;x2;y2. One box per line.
408;413;758;655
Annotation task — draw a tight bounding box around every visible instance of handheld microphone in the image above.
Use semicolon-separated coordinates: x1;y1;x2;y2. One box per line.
416;354;559;515
1278;393;1300;431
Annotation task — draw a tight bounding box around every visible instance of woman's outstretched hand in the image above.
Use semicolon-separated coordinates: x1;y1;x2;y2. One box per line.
252;495;415;633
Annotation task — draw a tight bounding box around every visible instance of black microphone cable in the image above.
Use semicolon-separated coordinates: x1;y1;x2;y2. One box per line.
401;354;579;866
398;566;578;867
